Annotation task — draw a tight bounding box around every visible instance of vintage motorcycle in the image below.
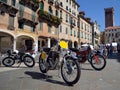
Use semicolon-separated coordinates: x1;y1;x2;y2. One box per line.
39;40;81;86
70;44;106;71
2;49;35;67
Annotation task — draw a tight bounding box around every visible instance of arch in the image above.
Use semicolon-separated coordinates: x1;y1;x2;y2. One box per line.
0;30;15;53
50;38;57;47
74;41;78;48
16;35;35;51
68;40;72;48
0;29;15;38
16;34;35;41
49;6;53;14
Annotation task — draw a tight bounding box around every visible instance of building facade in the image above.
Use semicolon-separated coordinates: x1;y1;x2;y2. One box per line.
0;0;39;53
92;21;100;47
79;11;92;45
104;26;120;44
0;0;99;53
104;7;120;44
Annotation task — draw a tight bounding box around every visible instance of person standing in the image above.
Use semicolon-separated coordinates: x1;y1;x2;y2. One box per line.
109;43;113;56
117;43;120;54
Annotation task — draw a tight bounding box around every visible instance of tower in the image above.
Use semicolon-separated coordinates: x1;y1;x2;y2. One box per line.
104;7;114;28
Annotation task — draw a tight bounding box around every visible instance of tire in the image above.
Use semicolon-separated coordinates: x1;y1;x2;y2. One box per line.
61;57;81;86
2;57;15;67
90;54;106;71
23;55;35;67
39;55;48;73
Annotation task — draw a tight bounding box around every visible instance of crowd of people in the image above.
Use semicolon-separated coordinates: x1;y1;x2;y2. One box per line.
98;43;120;57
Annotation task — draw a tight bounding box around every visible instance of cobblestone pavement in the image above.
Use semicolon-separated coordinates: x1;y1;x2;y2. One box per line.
0;53;120;90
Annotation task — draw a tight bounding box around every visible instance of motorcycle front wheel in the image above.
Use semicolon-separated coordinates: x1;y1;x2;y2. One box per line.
23;55;35;67
61;57;81;86
39;55;48;73
2;57;15;67
90;54;106;71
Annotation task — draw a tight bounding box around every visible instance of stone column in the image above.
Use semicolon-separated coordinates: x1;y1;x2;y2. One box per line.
34;39;38;52
0;37;1;52
13;38;16;51
48;38;51;48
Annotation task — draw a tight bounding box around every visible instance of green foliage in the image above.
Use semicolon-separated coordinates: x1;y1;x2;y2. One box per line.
38;10;62;25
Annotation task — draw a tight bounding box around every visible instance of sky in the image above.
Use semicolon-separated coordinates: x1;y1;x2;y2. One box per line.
76;0;120;31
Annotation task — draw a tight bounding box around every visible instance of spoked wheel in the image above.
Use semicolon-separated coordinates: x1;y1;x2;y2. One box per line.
90;54;106;71
2;57;15;67
39;55;48;73
61;57;81;86
23;55;35;67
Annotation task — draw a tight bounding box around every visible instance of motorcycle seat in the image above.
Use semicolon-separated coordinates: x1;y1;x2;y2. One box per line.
43;48;51;54
69;48;79;52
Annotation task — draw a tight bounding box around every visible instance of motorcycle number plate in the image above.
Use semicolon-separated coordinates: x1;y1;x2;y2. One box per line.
41;52;46;59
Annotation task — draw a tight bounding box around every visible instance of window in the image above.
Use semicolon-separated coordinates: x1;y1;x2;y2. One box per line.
66;13;68;22
49;6;53;15
60;25;62;33
48;25;51;33
39;22;43;31
74;31;76;37
77;31;80;38
55;10;58;17
9;15;14;27
66;6;68;10
18;21;24;29
69;8;71;12
55;27;58;35
69;0;71;5
66;27;68;34
11;0;16;6
1;0;7;3
60;2;63;7
40;1;44;10
70;29;72;36
60;10;62;18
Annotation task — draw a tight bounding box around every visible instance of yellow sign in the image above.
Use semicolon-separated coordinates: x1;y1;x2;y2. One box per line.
59;40;68;49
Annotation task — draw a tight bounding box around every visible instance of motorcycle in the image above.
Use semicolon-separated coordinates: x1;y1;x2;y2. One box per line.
2;49;35;67
69;44;106;71
39;40;81;86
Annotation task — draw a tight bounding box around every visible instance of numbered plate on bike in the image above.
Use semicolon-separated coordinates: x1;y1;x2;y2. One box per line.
60;40;68;49
41;52;46;59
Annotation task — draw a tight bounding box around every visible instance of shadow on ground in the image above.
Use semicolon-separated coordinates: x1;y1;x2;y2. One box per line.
24;71;70;86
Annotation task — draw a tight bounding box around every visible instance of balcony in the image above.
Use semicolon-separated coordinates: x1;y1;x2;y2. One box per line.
18;10;38;26
38;10;62;26
48;0;54;5
19;0;39;11
0;0;18;16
